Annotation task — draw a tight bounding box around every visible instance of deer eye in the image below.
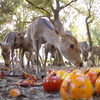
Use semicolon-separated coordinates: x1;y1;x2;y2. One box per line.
70;44;74;49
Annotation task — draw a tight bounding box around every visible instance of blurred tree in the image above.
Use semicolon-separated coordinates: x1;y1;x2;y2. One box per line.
85;0;94;47
92;28;100;46
0;0;22;24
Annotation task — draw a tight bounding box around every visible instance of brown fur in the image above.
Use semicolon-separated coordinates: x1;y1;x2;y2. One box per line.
14;32;34;68
43;43;56;67
0;31;18;67
89;46;100;66
78;41;89;62
26;17;82;74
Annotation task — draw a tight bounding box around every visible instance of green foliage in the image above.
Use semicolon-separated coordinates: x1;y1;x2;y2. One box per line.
0;0;99;44
0;0;21;13
91;28;100;46
0;0;22;25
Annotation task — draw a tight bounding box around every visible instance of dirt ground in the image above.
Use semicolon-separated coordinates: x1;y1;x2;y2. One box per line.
0;63;100;100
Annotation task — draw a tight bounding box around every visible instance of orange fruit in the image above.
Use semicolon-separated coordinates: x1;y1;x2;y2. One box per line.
95;77;100;95
86;71;98;84
3;67;9;71
60;73;93;100
9;89;21;97
71;69;84;74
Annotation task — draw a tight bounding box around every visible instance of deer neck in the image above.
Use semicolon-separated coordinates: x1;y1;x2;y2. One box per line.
44;32;59;48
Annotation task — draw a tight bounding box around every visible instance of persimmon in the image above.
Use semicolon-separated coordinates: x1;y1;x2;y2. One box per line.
89;67;100;74
0;70;5;79
81;68;90;74
71;69;84;74
95;77;100;95
56;71;68;79
3;67;9;71
23;72;32;79
42;74;62;92
20;75;37;87
60;73;93;100
46;69;54;75
86;71;98;84
9;89;21;97
61;73;71;81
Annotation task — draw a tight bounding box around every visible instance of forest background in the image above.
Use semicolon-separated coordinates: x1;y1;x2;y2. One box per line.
0;0;100;61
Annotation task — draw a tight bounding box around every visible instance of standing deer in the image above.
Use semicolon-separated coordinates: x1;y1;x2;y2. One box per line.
25;52;36;68
43;31;73;68
43;43;57;68
25;17;82;74
0;31;33;70
0;31;19;68
78;41;89;62
88;46;100;66
13;31;34;68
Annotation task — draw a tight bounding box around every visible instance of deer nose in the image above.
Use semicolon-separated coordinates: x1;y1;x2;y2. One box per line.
80;62;83;67
5;64;9;67
52;56;55;58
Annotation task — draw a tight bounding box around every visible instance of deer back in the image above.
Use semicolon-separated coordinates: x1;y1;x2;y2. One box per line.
26;17;82;67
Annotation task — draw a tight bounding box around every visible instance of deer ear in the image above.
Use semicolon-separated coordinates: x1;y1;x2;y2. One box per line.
79;47;83;53
54;20;65;35
16;32;26;38
66;30;72;35
59;34;66;40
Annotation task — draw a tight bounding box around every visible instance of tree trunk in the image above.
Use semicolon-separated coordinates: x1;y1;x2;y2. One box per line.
85;19;92;47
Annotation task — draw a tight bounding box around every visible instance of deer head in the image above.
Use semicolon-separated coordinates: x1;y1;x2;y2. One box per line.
54;19;82;67
0;42;11;67
14;32;26;47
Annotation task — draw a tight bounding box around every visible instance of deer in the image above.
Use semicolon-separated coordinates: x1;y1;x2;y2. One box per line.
78;41;90;66
43;43;57;68
88;46;100;66
78;41;89;62
43;31;73;68
0;31;19;68
24;17;82;74
13;31;34;69
25;51;36;68
0;31;33;71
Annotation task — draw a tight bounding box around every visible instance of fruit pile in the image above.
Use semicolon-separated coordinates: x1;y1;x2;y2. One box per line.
42;67;100;100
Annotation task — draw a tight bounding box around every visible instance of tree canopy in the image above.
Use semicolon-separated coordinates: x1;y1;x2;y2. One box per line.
0;0;100;46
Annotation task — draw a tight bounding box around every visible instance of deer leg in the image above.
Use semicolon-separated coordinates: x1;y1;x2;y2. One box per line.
98;56;100;66
21;49;25;68
35;40;41;74
27;52;32;69
31;59;34;68
43;49;48;70
19;48;21;62
90;56;96;67
57;48;61;67
50;56;53;67
39;54;43;66
11;47;15;71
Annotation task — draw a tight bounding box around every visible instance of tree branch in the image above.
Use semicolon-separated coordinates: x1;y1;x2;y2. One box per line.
59;0;78;11
25;0;51;20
